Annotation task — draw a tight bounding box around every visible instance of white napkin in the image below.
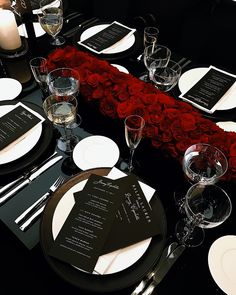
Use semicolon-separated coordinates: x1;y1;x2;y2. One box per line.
94;167;155;274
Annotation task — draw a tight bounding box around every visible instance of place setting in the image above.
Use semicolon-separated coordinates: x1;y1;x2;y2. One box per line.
74;20;141;60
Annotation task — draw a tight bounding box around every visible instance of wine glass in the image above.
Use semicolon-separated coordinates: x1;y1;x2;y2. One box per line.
124;114;145;173
174;143;228;211
140;44;171;82
39;0;65;46
149;59;182;92
175;183;232;247
29;57;49;99
143;26;159;48
43;94;79;153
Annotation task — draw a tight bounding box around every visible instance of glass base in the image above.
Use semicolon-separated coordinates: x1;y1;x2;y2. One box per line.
139;72;150;82
175;218;205;247
51;35;65;46
61;157;80;176
118;158;141;175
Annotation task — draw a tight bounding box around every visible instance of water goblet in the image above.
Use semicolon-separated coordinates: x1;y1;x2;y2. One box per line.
140;44;171;82
39;0;65;46
29;57;49;99
149;59;182;92
124;114;145;173
175;183;232;247
43;94;79;153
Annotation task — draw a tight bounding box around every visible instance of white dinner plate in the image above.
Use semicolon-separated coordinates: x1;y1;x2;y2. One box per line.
18;22;46;38
111;64;129;74
0;78;22;101
216;121;236;132
178;67;236;111
208;235;236;295
52;168;152;275
73;135;120;170
0;105;42;164
80;24;135;54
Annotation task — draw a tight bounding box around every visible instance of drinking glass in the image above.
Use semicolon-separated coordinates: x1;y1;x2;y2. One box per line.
183;143;228;185
43;94;79;153
144;26;159;48
149;59;182;92
124;115;145;173
29;57;48;99
175;183;232;247
39;0;65;46
140;44;171;82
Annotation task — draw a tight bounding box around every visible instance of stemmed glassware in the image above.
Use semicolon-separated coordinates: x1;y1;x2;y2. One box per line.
124;114;145;173
175;183;232;247
29;57;49;99
143;26;159;48
140;44;171;82
149;59;182;92
38;0;65;46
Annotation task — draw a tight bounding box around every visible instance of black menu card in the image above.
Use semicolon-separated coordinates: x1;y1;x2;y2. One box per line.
49;174;160;273
78;21;136;54
49;174;127;273
0;102;45;153
179;66;236;113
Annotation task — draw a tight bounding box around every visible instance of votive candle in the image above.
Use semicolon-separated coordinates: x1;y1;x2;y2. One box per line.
0;9;22;50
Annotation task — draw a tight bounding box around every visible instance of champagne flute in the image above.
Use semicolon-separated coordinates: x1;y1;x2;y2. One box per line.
39;0;65;46
124;114;145;173
143;26;159;48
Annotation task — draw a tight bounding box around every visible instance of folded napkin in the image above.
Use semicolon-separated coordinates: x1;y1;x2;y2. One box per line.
78;21;136;54
0;102;45;155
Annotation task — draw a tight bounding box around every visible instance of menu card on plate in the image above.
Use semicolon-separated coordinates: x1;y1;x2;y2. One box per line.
0;102;44;153
49;174;160;273
179;66;236;113
78;21;136;54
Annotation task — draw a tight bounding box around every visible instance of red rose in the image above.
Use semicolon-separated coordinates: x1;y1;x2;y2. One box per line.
180;114;196;131
99;96;118;119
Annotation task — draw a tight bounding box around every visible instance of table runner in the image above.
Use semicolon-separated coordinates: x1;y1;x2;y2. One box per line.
46;45;236;182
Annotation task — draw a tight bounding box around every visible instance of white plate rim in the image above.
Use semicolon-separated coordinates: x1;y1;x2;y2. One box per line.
72;135;120;170
0;78;22;101
178;67;236;111
51;178;152;275
18;22;46;38
111;64;129;74
208;235;236;295
0;105;42;164
216;121;236;132
79;24;135;54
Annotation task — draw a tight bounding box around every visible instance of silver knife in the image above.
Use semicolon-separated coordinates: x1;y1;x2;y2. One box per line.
19;203;46;232
142;244;185;295
0;155;63;205
63;17;99;37
0;151;58;196
131;242;178;295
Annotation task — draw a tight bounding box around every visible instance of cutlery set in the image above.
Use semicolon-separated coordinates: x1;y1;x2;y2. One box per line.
131;242;185;295
0;151;64;231
63;17;100;38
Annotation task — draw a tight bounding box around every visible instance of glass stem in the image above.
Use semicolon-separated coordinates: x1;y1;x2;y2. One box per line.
181;214;203;244
128;148;135;173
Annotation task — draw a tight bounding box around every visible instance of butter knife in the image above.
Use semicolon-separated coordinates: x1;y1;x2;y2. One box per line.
142;244;185;295
0;151;58;196
19;203;46;232
63;17;99;37
0;155;63;205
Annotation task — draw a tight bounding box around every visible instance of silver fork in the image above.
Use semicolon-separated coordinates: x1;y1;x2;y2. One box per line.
15;175;65;227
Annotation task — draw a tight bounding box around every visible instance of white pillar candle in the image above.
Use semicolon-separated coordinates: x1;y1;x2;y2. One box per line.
0;9;22;50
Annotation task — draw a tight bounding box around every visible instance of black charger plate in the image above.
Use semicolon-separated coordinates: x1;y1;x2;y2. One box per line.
40;168;167;293
0;100;55;180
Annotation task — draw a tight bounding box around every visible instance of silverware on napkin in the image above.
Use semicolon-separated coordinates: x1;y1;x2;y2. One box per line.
15;175;64;226
141;244;185;295
131;242;178;295
0;155;63;205
19;203;46;232
0;151;58;196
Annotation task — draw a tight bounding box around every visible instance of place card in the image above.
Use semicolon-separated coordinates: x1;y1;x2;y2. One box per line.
49;174;127;273
179;66;236;113
0;102;44;153
78;21;136;54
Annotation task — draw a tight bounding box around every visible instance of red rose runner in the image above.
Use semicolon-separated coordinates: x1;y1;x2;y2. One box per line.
46;45;236;182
